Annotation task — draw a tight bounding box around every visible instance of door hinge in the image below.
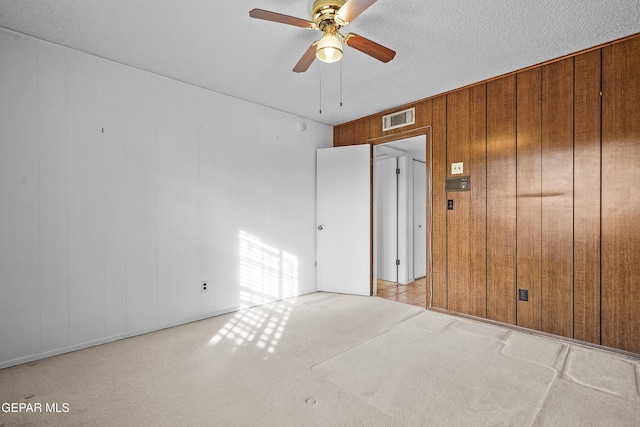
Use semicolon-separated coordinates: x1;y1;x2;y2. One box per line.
396;259;400;266
396;168;400;175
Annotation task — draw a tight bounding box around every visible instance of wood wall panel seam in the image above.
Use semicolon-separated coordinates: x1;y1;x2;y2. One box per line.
470;84;488;319
486;75;517;325
601;37;640;353
432;96;448;309
516;67;543;332
446;89;473;315
540;58;575;339
572;50;602;345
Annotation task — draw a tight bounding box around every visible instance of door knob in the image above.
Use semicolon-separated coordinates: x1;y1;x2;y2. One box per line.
317;225;323;230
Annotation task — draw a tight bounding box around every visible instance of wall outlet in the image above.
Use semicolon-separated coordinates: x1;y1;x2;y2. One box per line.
518;288;528;301
201;281;208;292
451;162;464;175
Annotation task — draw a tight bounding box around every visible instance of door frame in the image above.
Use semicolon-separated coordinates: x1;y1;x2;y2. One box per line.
368;127;433;307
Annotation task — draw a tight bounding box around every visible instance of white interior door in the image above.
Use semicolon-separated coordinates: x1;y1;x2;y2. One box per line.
413;159;427;278
376;157;398;282
317;144;371;296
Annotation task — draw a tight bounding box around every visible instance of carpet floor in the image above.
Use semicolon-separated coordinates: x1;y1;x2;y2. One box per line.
0;293;638;426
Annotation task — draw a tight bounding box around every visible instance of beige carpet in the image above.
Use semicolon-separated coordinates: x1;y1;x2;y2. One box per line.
0;293;638;426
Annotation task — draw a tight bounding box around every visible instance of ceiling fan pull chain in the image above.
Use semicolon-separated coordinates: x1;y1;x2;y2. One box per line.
319;64;323;114
340;59;343;107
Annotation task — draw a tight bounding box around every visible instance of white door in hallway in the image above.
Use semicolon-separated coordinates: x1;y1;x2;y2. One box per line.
413;159;427;279
316;144;371;296
376;156;398;282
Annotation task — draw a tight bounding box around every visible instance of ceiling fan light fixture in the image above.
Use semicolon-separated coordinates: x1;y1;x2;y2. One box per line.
316;33;343;63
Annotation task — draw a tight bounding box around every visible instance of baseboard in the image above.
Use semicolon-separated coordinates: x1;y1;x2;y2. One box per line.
0;293;320;370
427;307;640;360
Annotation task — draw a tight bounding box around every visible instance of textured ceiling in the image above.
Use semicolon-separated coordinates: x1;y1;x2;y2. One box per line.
1;1;639;126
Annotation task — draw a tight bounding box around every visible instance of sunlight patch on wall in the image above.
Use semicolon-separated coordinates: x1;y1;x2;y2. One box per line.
238;230;299;307
208;231;299;356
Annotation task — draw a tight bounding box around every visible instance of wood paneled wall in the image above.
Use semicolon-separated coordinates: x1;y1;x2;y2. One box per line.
486;76;517;326
541;58;575;338
334;34;640;354
601;36;640;352
516;68;542;331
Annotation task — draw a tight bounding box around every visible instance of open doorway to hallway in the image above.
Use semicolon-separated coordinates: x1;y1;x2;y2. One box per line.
373;135;428;307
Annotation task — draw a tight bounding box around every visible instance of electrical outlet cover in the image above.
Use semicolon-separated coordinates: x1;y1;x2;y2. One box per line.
518;288;529;301
451;162;463;174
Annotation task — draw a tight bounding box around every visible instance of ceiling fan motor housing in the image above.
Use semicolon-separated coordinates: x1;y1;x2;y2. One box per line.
312;0;347;30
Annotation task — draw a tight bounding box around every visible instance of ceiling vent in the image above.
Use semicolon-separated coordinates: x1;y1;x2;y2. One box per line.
382;107;415;132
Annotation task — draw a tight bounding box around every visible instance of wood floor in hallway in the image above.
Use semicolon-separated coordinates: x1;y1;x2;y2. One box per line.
376;277;427;308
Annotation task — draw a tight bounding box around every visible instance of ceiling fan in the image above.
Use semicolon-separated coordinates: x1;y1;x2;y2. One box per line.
249;0;396;73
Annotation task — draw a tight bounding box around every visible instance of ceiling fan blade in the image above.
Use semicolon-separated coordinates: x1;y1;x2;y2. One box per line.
249;9;314;29
293;43;318;73
344;33;395;63
337;0;377;23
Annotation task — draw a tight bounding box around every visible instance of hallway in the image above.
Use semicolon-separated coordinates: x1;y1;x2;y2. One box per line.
376;277;427;307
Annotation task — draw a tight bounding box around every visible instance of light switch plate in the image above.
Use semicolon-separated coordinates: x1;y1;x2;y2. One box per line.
451;162;463;174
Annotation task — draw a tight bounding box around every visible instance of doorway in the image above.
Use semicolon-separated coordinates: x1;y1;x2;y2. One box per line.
373;135;428;306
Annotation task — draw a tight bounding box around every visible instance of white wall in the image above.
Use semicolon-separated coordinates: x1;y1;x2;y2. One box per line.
0;28;332;368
